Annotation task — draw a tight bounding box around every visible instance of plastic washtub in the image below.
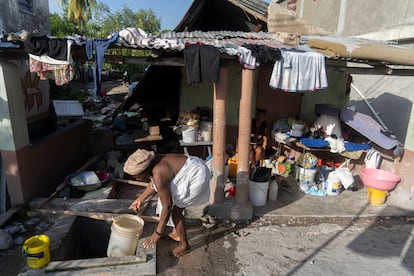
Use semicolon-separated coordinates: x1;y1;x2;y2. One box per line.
360;168;401;191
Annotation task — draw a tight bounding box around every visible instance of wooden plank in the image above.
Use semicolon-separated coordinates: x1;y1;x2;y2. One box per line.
104;55;186;66
134;134;163;142
45;255;146;272
35;209;160;223
36;154;102;209
112;178;149;187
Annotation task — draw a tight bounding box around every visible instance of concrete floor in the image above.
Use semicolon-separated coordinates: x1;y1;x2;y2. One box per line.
253;175;409;219
4;172;411;275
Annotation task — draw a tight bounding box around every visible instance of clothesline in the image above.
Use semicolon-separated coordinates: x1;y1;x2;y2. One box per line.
24;28;329;94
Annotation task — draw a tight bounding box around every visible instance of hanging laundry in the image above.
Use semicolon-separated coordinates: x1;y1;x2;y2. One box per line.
183;44;220;85
116;28;148;47
25;36;69;61
85;32;119;95
242;44;282;64
237;46;259;69
29;56;75;85
269;49;328;92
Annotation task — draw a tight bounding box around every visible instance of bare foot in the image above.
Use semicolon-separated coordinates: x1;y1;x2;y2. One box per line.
168;232;181;242
172;243;190;258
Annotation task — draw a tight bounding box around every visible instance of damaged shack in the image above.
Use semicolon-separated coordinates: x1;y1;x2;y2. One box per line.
1;0;414;274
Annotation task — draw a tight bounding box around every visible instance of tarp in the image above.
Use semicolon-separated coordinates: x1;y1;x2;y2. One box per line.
308;37;414;66
340;108;400;150
315;104;403;156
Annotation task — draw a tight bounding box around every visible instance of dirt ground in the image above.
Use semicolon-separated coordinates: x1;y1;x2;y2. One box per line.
155;216;414;276
1;215;413;275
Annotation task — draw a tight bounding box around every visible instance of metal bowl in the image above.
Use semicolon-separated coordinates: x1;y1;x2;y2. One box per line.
65;173;102;192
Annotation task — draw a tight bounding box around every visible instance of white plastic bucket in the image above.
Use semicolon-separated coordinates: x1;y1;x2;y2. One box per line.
326;173;342;195
200;121;213;142
107;214;144;257
182;126;197;143
249;180;269;206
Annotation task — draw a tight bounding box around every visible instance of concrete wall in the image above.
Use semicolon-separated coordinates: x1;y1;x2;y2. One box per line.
267;0;414;212
0;0;50;34
180;66;248;145
0;62;29;151
295;0;414;39
2;120;92;205
301;70;351;123
179;66;249;126
349;75;414;149
179;65;303;145
0;60;90;206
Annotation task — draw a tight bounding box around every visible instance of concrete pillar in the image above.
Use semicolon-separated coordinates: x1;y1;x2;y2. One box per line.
236;69;254;204
0;61;31;206
0;61;30;151
210;67;228;204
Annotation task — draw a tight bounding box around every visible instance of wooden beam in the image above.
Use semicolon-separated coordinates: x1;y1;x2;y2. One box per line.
112;178;149;188
45;255;146;272
103;55;186;66
36;209;160;223
327;65;414;76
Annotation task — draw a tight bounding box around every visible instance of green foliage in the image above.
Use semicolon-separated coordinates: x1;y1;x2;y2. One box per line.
51;2;161;39
49;82;88;102
50;13;79;37
98;5;161;36
50;1;162;83
59;0;97;33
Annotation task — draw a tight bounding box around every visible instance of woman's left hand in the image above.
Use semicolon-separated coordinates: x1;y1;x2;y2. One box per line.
143;232;161;249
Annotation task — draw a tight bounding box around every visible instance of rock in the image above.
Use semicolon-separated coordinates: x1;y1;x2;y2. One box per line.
0;229;13;250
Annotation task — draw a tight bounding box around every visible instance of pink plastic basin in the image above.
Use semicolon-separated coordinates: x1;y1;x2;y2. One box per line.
360;168;401;191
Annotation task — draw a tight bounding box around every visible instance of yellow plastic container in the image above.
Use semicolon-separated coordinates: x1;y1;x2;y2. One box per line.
228;158;238;178
367;188;387;206
22;235;51;268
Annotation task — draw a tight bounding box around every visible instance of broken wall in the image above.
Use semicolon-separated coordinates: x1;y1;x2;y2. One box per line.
0;0;50;34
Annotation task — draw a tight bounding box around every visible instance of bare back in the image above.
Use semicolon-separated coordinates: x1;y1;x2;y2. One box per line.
152;154;188;184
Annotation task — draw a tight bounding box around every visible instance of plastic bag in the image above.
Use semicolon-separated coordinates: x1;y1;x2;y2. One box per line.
70;171;100;186
297;152;318;169
332;167;354;189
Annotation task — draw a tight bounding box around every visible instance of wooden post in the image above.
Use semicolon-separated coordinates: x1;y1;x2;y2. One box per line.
211;67;228;204
236;69;254;204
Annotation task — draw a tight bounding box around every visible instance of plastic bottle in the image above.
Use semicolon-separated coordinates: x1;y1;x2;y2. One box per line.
318;171;326;191
268;178;279;201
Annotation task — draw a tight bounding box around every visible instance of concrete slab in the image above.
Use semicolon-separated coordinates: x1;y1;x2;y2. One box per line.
21;198;157;275
253;175;409;219
42;236;156;276
208;198;253;220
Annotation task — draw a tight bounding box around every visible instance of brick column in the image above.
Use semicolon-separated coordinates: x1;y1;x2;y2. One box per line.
211;67;228;204
236;69;254;204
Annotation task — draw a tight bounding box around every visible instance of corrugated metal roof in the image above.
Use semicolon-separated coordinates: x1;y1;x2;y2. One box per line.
115;30;294;53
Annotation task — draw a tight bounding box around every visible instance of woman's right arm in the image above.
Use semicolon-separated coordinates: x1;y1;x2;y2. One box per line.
129;178;156;212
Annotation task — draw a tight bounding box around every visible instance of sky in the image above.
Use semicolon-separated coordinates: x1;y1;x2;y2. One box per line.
49;0;195;30
49;0;272;31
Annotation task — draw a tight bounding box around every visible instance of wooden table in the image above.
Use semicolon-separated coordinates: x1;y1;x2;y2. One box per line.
134;134;163;151
179;140;212;158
